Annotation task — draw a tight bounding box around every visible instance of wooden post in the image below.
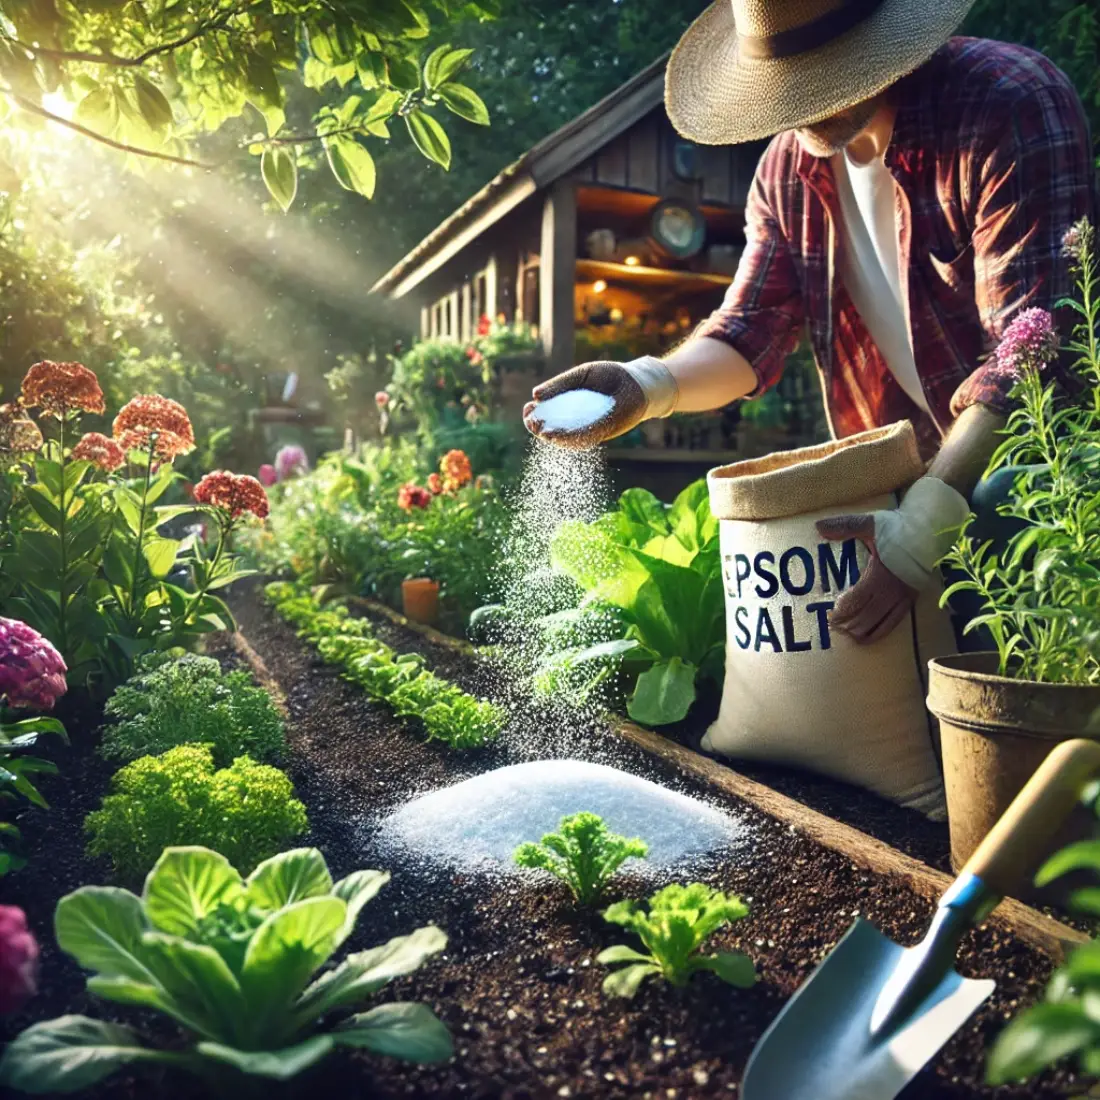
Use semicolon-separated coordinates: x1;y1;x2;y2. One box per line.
539;179;577;373
460;281;472;344
448;289;460;343
420;306;430;341
485;255;498;322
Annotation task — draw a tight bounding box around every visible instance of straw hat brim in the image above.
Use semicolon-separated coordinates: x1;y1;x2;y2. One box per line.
666;0;977;145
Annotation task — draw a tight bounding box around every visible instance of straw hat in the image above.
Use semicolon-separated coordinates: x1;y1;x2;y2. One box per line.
666;0;977;145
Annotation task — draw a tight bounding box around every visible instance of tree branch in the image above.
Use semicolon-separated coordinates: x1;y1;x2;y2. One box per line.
0;1;265;69
1;89;217;170
252;124;375;148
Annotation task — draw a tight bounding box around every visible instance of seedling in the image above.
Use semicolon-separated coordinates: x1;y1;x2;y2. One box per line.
598;882;755;998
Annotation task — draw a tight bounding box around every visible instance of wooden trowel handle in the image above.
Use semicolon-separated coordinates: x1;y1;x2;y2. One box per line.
962;738;1100;898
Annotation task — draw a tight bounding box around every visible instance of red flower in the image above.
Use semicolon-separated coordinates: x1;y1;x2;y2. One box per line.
375;391;390;408
397;482;432;511
427;472;443;495
0;906;38;1014
72;432;125;472
465;346;484;366
21;361;105;418
477;314;491;337
193;471;270;520
440;448;472;491
0;618;67;710
113;395;195;461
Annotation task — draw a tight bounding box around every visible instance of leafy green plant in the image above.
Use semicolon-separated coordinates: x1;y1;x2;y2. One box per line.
942;219;1100;683
513;812;648;906
597;883;755;999
543;480;725;724
266;583;506;748
0;845;451;1094
85;745;307;880
100;654;285;767
0;714;68;877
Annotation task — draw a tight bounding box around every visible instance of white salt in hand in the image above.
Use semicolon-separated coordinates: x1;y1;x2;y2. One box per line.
533;389;615;434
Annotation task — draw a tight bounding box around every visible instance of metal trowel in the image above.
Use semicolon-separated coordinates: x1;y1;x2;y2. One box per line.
742;737;1100;1100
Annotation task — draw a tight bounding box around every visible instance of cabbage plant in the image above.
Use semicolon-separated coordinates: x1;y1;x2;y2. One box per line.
0;846;451;1094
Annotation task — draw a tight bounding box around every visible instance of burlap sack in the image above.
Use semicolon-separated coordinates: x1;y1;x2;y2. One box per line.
703;422;953;818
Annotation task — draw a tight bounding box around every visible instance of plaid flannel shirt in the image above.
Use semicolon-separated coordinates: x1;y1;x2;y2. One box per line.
698;37;1098;459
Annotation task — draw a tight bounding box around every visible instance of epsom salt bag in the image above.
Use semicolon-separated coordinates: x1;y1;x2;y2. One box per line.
703;422;954;818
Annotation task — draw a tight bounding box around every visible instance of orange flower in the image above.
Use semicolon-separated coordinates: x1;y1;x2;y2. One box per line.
440;448;472;491
72;432;125;472
113;395;195;460
193;471;269;519
0;403;43;457
427;473;443;495
21;361;105;418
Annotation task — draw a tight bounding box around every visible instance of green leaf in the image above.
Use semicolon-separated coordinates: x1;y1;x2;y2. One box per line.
1036;840;1100;886
132;75;174;134
195;1035;334;1080
25;485;62;529
325;135;377;199
54;887;152;982
424;46;473;88
143;537;180;579
331;868;390;945
601;962;659;999
696;951;756;987
294;925;446;1023
74;86;119;136
0;1016;173;1094
595;945;652;965
436;83;489;126
627;658;698;726
987;1001;1098;1084
404;109;451;169
245;848;332;911
335;1002;452;1064
142;847;244;937
261;146;298;212
386;54;421;91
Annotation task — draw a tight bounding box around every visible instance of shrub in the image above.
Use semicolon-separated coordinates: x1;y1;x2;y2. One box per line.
513;812;648;906
0;846;451;1093
85;745;307;879
598;883;755;998
100;654;285;766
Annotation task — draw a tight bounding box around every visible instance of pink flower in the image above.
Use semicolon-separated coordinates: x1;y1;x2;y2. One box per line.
0;618;67;710
375;391;390;408
994;308;1060;377
274;444;309;481
258;464;278;487
0;907;38;1014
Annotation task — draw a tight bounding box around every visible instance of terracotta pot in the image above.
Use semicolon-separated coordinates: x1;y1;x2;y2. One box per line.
927;652;1100;897
401;578;440;626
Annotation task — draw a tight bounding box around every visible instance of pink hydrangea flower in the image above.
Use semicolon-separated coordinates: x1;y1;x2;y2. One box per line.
274;444;309;481
0;907;39;1014
0;618;67;710
258;464;278;487
994;308;1060;377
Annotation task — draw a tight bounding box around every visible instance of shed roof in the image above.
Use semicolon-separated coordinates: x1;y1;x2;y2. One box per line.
371;52;669;298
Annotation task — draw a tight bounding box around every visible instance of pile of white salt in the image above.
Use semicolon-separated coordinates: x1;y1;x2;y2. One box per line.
533;388;615;433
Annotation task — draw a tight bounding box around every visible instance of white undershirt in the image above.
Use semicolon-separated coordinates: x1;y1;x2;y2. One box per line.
831;148;930;414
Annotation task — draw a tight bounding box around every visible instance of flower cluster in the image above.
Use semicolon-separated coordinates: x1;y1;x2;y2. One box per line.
72;432;125;472
0;618;67;710
193;471;270;520
440;448;472;492
274;444;309;482
113;394;195;461
20;361;105;418
994;308;1061;378
397;482;432;511
258;463;278;487
0;402;42;459
1062;218;1095;265
0;906;38;1014
427;473;443;495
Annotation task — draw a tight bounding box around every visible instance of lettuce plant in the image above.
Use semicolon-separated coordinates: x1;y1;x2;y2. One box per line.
598;883;755;998
100;654;285;766
543;480;725;725
514;812;647;906
0;846;451;1094
85;745;307;880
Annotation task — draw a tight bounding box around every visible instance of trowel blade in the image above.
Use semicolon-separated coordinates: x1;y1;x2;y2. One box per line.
741;919;995;1100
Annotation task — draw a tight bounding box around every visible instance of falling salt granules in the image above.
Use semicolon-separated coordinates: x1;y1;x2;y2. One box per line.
533;389;615;433
379;759;747;872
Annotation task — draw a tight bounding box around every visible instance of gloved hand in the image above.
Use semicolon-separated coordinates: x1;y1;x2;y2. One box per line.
815;476;971;645
523;355;678;451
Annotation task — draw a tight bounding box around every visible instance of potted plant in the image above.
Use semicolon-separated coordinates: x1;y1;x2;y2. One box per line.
928;218;1100;874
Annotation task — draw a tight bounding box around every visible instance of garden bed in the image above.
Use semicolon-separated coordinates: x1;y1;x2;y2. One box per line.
1;585;1083;1099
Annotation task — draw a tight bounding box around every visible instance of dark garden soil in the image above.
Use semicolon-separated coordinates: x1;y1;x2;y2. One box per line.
0;585;1082;1100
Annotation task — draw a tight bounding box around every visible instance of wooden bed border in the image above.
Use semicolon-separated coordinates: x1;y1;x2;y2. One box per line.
243;602;1088;962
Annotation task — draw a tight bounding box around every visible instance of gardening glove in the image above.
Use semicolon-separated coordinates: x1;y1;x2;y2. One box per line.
815;476;971;646
522;355;678;451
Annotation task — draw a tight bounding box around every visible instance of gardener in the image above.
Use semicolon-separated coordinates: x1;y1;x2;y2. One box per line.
524;0;1097;646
